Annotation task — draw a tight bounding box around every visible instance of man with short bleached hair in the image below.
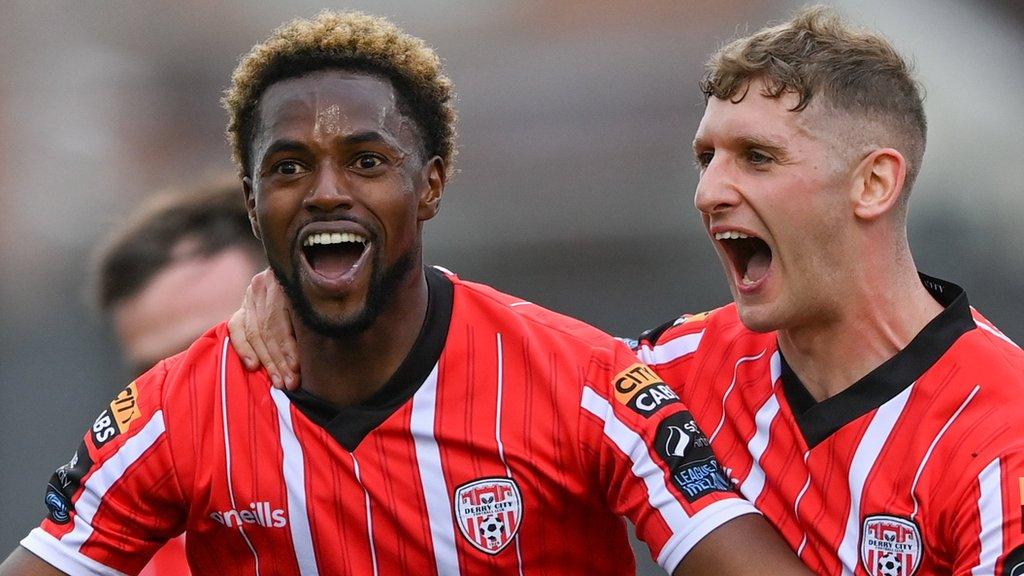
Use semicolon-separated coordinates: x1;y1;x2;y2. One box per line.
0;10;809;576
228;6;1024;575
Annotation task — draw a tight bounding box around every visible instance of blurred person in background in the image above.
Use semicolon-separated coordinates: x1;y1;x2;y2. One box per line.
92;181;264;575
94;180;265;377
0;11;809;576
229;5;1024;575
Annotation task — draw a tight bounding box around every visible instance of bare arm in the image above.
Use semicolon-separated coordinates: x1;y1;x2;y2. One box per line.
227;268;300;390
672;514;811;576
0;548;66;576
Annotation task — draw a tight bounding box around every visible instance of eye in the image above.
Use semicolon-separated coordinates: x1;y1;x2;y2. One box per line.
694;150;714;170
746;149;773;166
351;153;386;171
273;160;309;176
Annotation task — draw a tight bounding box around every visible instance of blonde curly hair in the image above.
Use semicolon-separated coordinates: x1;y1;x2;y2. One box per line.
224;11;457;176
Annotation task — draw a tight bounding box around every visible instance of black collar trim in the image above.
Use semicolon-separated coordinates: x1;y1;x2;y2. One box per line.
284;267;454;451
781;274;975;449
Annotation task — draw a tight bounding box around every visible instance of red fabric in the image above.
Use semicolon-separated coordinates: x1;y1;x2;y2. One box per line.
139;536;189;576
25;273;751;575
640;303;1024;575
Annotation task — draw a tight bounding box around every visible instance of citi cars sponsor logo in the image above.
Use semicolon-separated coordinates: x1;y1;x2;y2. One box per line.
90;381;142;448
210;502;287;528
613;363;678;417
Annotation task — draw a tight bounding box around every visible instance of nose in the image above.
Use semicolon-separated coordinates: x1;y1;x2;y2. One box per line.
693;155;742;216
304;164;353;213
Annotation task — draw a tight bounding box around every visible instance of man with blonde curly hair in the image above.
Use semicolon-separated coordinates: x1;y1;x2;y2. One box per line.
1;11;809;576
224;5;1024;575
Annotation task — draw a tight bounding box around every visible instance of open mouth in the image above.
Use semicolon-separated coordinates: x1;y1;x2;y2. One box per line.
714;231;772;287
301;231;369;280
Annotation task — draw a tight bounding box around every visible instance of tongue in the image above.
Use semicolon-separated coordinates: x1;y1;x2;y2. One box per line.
308;248;361;280
743;250;771;283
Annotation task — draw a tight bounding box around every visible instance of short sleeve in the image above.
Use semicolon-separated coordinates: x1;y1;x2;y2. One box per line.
20;362;187;576
576;341;758;573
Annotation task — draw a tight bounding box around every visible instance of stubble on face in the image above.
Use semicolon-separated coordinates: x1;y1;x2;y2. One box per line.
271;244;417;338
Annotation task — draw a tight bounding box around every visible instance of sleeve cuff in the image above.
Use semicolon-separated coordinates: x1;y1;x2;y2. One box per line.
656;498;762;573
20;528;128;576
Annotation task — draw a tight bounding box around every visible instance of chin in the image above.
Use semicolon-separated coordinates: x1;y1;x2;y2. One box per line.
297;294;380;338
734;302;783;334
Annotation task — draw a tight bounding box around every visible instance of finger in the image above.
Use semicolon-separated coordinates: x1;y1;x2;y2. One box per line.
247;326;282;388
261;274;301;389
228;308;259;371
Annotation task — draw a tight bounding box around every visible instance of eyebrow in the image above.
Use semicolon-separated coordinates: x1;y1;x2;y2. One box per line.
260;131;398;160
692;133;788;153
260;139;309;163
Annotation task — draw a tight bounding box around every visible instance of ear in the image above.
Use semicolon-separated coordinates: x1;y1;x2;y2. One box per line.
851;148;906;220
417;156;446;221
242;175;261;240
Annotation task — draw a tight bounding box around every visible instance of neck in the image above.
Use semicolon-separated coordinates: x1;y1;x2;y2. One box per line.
294;266;430;408
777;254;943;402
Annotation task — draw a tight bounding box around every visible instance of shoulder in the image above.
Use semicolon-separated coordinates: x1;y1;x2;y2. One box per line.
141;322;269;431
146;322;235;397
922;314;1024;492
962;308;1024;368
446;271;623;354
634;304;746;366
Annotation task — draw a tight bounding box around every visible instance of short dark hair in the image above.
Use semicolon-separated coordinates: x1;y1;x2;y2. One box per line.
223;11;457;178
701;5;927;195
92;181;264;313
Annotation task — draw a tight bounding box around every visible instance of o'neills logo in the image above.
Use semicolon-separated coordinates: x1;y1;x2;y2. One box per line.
211;502;287;528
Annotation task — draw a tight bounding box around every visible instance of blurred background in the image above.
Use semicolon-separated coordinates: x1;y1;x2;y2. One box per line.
1;1;1022;573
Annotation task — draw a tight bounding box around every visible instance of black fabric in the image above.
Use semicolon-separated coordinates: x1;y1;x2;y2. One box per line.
781;274;976;449
284;266;454;451
639;317;680;347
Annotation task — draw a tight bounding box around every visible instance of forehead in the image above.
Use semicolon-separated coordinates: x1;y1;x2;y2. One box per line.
256;70;404;138
694;80;816;145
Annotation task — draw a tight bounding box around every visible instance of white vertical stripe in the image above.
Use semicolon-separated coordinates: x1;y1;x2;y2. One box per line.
836;384;915;576
580;387;760;571
737;351;783;503
792;451;812;558
350;453;379;576
219;337;261;574
409;363;461;576
61;413;167;550
972;457;1004;575
270;388;319;576
493;334;526;575
637;331;705;365
709;349;767;443
910;385;980;520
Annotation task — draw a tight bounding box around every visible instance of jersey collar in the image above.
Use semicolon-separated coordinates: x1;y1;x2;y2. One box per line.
780;274;976;449
284;266;454;451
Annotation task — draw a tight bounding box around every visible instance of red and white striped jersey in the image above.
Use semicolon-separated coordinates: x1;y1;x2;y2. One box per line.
637;275;1024;575
24;267;756;575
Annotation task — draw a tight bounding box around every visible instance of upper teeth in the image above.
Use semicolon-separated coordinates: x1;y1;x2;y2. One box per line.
303;232;367;247
715;231;750;240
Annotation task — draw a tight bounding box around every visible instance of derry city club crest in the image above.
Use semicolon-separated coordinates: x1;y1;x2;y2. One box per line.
861;515;923;576
454;477;523;555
